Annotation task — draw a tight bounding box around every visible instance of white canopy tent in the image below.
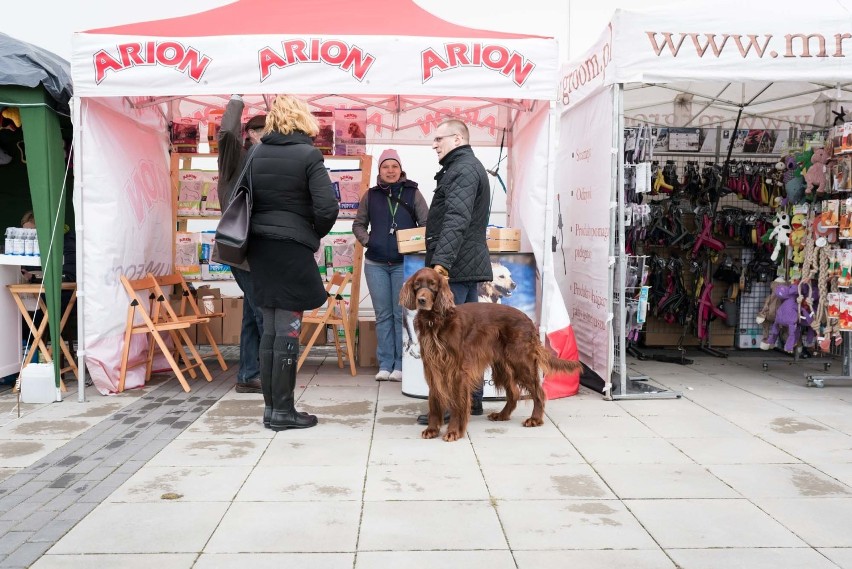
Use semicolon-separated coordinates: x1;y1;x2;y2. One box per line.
553;0;852;397
70;0;559;396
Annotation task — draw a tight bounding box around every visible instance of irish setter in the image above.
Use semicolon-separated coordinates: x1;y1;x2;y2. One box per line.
400;267;582;442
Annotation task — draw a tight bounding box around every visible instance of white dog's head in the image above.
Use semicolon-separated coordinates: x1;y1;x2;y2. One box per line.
478;262;517;303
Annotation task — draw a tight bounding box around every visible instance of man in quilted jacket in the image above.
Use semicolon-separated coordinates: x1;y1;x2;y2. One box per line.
417;119;493;424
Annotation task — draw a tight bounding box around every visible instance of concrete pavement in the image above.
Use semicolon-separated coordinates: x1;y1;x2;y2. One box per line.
0;349;848;568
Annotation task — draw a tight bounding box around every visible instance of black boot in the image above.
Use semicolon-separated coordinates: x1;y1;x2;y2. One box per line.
269;339;317;431
259;335;274;429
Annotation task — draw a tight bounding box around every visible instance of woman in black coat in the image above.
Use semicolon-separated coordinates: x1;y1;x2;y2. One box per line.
247;95;339;431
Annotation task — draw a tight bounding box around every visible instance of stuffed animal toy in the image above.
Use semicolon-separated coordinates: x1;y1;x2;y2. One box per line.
804;147;829;195
761;282;819;352
768;211;792;261
785;175;806;204
789;213;807;264
756;279;785;340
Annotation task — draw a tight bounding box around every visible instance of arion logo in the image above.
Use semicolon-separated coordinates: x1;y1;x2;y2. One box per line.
421;42;535;86
93;41;212;84
259;39;375;82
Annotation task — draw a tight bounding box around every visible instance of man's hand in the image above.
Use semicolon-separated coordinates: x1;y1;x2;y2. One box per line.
433;265;449;279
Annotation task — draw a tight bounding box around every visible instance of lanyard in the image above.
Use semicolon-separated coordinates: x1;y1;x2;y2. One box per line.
386;187;402;233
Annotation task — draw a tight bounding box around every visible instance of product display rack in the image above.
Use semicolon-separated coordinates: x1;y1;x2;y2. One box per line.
169;151;372;337
610;88;681;400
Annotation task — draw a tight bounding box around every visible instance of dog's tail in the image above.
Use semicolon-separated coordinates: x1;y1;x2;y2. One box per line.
536;344;583;376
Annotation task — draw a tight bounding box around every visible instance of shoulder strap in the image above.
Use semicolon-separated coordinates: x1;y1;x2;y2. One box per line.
234;144;260;192
388;192;419;226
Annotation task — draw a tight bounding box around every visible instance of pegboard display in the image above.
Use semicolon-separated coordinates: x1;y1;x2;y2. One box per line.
737;248;771;349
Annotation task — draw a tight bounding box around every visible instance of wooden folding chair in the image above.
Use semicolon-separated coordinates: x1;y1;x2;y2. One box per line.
118;275;212;393
297;270;356;376
151;273;228;371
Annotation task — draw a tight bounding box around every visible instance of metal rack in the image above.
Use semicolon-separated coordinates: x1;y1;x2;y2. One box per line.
609;86;681;400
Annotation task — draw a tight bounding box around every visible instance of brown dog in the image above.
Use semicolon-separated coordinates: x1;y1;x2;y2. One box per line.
400;267;582;442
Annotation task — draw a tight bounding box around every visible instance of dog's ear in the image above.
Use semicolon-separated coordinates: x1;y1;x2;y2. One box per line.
399;275;417;310
434;277;456;314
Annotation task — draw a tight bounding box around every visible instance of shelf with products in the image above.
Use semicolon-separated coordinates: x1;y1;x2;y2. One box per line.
170;151;373;339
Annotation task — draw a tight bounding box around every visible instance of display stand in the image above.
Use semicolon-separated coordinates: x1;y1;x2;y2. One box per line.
807;331;852;388
611;89;680;401
169;152;372;340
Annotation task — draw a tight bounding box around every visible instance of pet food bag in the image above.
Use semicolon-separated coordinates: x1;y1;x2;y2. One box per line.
312;111;334;155
200;171;221;216
178;171;204;216
334;108;367;156
329;169;362;219
321;231;356;276
171;118;199;153
175;232;201;280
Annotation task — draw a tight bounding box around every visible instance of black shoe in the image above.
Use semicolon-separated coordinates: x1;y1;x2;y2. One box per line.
416;411;450;426
235;378;263;394
471;399;483;416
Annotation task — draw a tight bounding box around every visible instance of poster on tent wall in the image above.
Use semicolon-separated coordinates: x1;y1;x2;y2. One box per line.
77;97;173;395
554;87;614;383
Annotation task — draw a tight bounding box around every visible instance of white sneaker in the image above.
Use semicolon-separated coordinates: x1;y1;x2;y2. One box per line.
389;370;403;382
375;370;391;381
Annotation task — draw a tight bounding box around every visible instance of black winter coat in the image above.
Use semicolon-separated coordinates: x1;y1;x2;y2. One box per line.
248;132;339;251
425;145;492;283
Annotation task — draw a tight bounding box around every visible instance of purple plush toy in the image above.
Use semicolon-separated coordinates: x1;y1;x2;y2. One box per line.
760;283;818;352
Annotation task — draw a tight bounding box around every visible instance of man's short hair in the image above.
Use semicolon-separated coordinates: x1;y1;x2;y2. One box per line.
439;119;469;143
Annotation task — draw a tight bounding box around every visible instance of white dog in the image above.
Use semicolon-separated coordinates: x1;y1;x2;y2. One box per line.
478;262;517;304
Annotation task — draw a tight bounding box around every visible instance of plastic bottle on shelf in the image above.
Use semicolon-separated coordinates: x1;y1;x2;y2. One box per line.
23;229;34;256
12;228;25;255
4;227;12;255
32;231;39;257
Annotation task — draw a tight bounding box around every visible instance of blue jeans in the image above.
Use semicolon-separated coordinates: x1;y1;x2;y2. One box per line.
365;262;404;372
450;280;483;402
231;266;263;382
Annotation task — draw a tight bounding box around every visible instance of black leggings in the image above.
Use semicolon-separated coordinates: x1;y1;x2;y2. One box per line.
259;307;303;353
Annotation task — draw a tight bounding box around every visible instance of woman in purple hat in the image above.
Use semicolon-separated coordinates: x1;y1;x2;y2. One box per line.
353;149;428;381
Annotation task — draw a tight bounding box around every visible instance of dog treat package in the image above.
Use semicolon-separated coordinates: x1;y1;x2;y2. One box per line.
171;118;199;153
334;108;367;156
828;292;842;320
329;169;362;219
175;232;201;280
834;155;852;191
311;111;334;155
178;170;204;216
840;294;852;330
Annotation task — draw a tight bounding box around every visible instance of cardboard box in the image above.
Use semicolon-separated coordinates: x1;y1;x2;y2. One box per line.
300;322;327;346
196;298;223;345
169;299;197;344
221;298;243;345
358;317;378;368
487;227;521;252
396;227;426;253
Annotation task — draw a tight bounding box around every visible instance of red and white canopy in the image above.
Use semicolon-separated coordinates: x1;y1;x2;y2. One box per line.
72;0;558;101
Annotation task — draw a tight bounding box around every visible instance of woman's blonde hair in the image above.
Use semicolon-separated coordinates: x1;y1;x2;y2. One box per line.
263;95;319;137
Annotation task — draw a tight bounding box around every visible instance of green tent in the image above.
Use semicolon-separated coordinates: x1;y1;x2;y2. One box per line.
0;33;73;387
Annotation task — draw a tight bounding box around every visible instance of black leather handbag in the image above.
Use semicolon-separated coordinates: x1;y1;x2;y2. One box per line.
214;145;258;266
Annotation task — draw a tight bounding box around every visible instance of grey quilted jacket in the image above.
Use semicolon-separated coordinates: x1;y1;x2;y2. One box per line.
424;145;493;283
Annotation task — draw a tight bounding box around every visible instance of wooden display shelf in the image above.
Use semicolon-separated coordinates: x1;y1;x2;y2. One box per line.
171;152;373;344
